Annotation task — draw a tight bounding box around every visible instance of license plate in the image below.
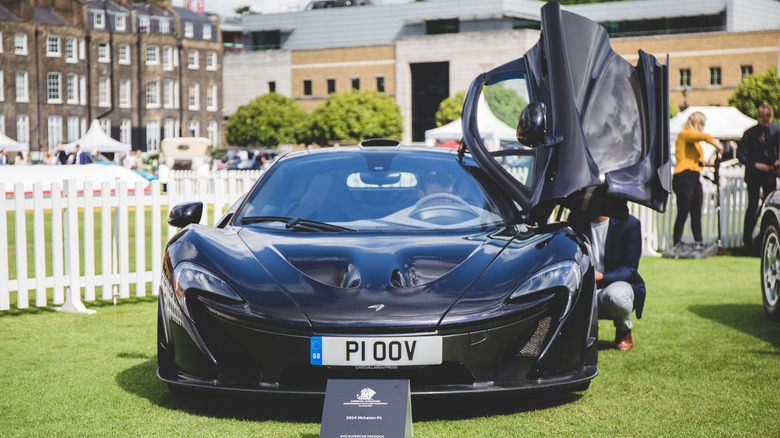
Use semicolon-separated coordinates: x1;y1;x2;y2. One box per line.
310;336;442;366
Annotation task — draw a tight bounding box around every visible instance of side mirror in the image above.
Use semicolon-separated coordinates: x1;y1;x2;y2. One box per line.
168;202;203;228
516;102;563;148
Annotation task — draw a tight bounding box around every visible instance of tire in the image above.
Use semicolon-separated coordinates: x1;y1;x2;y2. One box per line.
760;224;780;320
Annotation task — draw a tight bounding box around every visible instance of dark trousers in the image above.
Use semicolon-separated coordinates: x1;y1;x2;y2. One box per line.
743;173;777;248
673;170;703;244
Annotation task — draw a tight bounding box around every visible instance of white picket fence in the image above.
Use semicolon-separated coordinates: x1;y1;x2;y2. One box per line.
0;170;262;313
0;168;754;312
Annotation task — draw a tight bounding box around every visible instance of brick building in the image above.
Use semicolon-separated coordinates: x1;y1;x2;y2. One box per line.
0;0;223;156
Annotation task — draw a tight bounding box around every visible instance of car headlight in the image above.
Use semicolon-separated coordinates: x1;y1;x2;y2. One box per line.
173;262;243;317
508;260;583;319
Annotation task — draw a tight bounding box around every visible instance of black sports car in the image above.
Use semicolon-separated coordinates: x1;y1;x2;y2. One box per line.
759;192;780;320
157;3;670;395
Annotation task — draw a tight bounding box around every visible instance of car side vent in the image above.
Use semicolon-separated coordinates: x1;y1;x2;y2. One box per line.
358;138;402;148
518;316;551;356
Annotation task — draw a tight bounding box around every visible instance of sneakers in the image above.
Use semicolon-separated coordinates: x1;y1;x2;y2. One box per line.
615;330;634;351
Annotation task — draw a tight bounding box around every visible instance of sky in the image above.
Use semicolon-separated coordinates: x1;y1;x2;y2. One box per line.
172;0;411;19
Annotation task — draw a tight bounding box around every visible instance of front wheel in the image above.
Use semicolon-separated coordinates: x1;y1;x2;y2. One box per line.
760;224;780;320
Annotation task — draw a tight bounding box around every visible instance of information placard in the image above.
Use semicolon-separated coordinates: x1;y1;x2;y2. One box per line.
319;379;412;438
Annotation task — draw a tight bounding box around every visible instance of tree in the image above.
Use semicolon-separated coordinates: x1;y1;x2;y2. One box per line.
225;93;309;147
484;83;528;127
728;67;780;121
669;99;679;119
234;6;259;16
307;90;403;145
435;91;466;127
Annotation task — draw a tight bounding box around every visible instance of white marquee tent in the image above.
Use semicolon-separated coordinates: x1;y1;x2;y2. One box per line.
670;106;756;140
63;120;131;153
425;94;517;151
0;132;28;152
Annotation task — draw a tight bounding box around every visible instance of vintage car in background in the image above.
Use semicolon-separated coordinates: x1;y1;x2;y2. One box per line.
157;137;212;184
157;3;670;396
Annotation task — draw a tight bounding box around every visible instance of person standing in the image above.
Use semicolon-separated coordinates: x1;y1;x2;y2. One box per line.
737;103;779;253
0;149;7;165
55;143;68;165
672;111;722;246
572;213;646;351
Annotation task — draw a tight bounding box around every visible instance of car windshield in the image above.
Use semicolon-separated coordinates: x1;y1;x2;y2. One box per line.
235;149;515;231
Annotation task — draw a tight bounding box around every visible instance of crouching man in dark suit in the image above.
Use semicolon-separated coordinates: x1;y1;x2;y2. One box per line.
572;213;646;351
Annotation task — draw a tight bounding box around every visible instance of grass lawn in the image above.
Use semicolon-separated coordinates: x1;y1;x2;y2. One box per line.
1;254;779;436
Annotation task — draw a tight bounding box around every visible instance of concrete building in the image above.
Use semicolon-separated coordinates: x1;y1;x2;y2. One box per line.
225;0;780;144
0;0;223;156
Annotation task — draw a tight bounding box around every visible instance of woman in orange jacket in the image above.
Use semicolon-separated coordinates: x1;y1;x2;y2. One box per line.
673;111;722;246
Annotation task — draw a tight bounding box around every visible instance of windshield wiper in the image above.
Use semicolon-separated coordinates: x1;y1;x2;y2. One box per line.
240;216;356;232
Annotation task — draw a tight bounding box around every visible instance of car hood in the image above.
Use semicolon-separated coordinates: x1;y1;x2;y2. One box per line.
237;227;518;329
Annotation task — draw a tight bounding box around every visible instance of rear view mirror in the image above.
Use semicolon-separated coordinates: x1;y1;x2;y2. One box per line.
516;102;563;148
168;202;203;228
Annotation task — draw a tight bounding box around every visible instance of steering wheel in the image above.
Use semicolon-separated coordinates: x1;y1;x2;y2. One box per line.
408;193;479;224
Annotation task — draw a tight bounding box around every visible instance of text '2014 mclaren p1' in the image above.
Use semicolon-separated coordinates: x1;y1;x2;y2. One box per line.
157;3;670;396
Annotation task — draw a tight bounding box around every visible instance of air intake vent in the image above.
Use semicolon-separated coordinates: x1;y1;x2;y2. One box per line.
358;138;402;147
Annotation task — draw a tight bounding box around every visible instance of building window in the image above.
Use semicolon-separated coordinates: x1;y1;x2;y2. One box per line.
188;83;200;109
741;65;753;78
163;80;174;108
207;121;218;147
164;119;175;139
160;19;170;34
207;84;217;111
115;14;126;31
118;44;130;64
66;73;78;103
98;78;110;107
78;38;86;59
184;22;194;38
163;46;173;70
146;120;160;151
139;16;150;34
0;31;3;53
303;79;312;96
94;11;105;29
120;120;131;144
250;31;280;50
203;25;212;40
679;69;691;87
98;43;110;62
709;67;721;85
206;51;217;70
48;116;63;148
146;46;159;65
146;81;160;107
376;76;385;93
17;115;29;145
67;117;79;142
174;80;180;108
0;71;3;101
426;19;459;35
80;118;87;137
47;72;62;103
16;71;29;102
80;75;87;105
14;33;27;55
119;79;131;107
188;120;200;137
0;115;4;134
268;81;276;93
46;36;60;56
100;118;111;135
188;50;199;69
327;78;336;94
65;37;77;62
351;77;360;90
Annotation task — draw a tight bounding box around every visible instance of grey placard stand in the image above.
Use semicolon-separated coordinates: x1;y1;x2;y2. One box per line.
319;379;412;438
